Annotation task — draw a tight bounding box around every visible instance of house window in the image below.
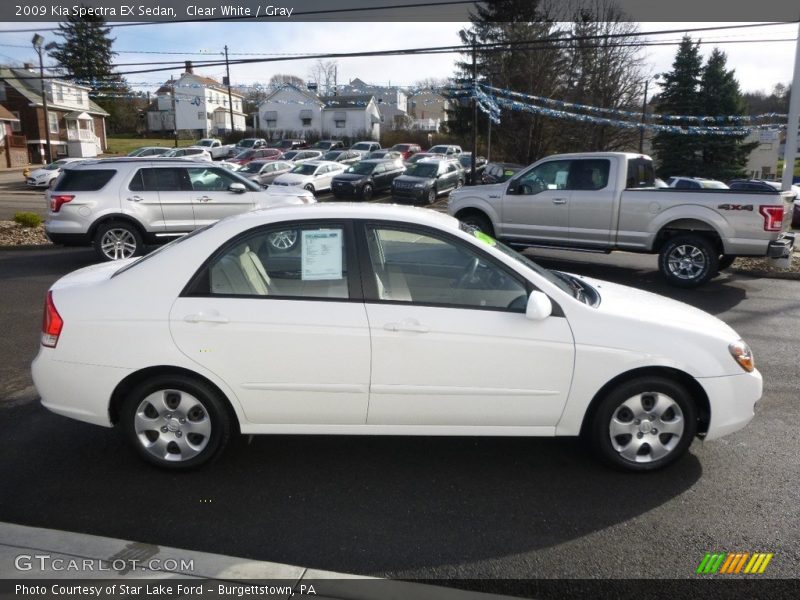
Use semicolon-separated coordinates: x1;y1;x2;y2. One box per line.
335;120;345;128
302;118;312;126
48;112;59;134
11;111;21;132
55;85;64;102
266;120;277;128
0;82;6;101
198;111;205;120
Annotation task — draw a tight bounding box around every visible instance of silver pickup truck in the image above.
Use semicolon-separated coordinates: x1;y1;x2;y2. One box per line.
448;152;796;287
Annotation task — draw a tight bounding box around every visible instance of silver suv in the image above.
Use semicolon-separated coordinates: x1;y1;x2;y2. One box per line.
45;158;315;261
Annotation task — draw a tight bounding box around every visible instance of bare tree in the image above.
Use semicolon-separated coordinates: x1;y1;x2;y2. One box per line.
268;74;305;89
307;59;338;96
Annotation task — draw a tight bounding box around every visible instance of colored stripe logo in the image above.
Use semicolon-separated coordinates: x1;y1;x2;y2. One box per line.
696;552;774;574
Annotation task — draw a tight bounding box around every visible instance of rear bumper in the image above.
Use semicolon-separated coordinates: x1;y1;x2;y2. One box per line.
698;369;762;441
45;231;91;246
767;232;795;258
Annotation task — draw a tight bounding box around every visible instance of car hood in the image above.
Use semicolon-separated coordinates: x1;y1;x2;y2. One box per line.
333;173;368;182
575;274;737;341
395;175;434;185
29;168;56;178
274;173;312;185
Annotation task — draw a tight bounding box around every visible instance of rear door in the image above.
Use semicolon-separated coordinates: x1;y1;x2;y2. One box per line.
565;158;616;248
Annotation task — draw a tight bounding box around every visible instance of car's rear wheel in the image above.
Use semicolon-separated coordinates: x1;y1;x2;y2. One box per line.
658;234;718;288
94;221;144;262
121;374;231;470
589;376;697;471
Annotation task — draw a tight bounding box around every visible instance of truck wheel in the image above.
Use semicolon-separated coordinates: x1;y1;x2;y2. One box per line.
459;213;495;238
718;255;737;271
658;234;718;288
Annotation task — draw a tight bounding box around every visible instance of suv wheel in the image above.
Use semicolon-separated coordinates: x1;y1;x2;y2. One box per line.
94;221;144;262
361;183;373;201
426;188;437;204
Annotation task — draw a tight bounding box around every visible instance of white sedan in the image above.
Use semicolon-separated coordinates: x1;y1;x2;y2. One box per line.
32;204;761;470
270;160;346;194
25;158;84;188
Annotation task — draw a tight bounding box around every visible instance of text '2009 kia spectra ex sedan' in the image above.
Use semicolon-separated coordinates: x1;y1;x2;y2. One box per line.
32;204;762;471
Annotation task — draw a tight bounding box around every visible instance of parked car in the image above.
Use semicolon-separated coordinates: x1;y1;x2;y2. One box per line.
311;140;345;152
458;153;488;185
331;158;406;200
391;158;464;204
32;203;762;471
160;147;213;161
367;149;404;164
666;176;729;190
349;141;381;157
270;139;308;151
237;160;295;187
389;143;422;160
228;148;283;166
321;149;362;165
281;150;324;163
217;161;242;172
448;152;796;288
233;138;268;155
194;138;237;160
481;162;524;185
427;144;463;156
25;158;85;188
404;152;445;167
271;160;346;194
127;147;171;158
44;158;315;261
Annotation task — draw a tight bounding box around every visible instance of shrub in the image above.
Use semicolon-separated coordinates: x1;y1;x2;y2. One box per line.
14;212;42;228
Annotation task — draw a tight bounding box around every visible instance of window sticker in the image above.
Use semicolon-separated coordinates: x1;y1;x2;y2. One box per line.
301;229;343;280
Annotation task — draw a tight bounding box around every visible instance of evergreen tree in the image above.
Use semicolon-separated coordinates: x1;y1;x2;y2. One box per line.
652;36;704;177
698;49;757;180
47;9;136;134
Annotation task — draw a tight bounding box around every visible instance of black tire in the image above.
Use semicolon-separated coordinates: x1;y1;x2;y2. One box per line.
589;376;697;472
120;374;231;470
459;212;495;237
361;183;373;201
304;184;315;194
426;188;437;204
658;234;719;288
93;221;144;262
718;254;737;271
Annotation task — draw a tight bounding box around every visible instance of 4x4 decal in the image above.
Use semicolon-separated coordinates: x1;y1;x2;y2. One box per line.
717;204;754;211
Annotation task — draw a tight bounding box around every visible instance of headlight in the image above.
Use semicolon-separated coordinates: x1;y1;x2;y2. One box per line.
729;340;754;372
414;183;425;189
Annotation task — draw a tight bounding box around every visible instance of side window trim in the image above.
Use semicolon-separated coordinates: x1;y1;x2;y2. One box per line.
353;219;533;313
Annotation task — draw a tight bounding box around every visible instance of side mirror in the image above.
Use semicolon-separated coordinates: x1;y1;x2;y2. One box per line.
526;291;552;321
506;181;518;195
228;182;246;193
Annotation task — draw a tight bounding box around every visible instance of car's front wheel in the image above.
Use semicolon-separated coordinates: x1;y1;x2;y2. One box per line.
426;188;437;204
589;376;697;471
361;183;373;201
121;374;231;470
94;221;144;262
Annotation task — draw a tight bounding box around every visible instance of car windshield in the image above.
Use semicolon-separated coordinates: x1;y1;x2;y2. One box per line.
291;164;317;175
283;151;299;159
346;163;375;175
429;146;448;153
351;143;372;151
406;163;439;178
458;156;471;167
240;162;266;173
235;150;254;159
460;223;590;302
238;140;257;148
323;151;342;160
196;140;213;147
44;161;67;169
701;181;729;189
392;144;410;151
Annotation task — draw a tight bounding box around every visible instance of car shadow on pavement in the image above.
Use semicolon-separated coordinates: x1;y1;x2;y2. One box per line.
0;403;702;575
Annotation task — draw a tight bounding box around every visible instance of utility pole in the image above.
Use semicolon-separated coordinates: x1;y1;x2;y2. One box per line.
170;76;177;147
224;45;235;135
781;21;800;191
639;79;649;154
470;39;477;186
32;34;54;163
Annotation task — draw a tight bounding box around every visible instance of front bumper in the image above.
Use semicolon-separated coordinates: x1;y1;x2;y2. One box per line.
698;369;762;441
391;186;430;202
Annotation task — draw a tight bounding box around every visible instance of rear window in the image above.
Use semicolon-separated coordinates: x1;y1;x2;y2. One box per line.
54;169;116;191
625;158;655;188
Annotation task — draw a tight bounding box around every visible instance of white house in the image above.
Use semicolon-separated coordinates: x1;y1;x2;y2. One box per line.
408;88;451;132
320;94;381;140
258;84;324;137
148;62;245;137
745;129;780;180
339;78;409;130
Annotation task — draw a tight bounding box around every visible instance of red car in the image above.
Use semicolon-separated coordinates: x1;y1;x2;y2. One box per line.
228;148;283;165
389;143;422;160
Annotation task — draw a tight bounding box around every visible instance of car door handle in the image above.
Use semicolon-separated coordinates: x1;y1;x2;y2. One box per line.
127;196;143;202
552;198;568;204
488;194;500;198
383;319;429;333
196;196;212;202
183;313;229;324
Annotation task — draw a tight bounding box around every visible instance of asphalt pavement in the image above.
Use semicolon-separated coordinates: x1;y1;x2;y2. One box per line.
1;244;798;590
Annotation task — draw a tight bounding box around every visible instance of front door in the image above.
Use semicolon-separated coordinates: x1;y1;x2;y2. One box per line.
169;222;370;425
186;166;256;227
138;167;195;233
360;224;575;428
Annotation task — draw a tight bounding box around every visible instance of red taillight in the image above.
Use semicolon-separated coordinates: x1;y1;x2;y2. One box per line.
41;291;63;348
50;194;75;213
759;205;784;232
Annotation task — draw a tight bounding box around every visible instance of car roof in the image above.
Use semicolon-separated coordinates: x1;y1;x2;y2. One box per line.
64;157;214;168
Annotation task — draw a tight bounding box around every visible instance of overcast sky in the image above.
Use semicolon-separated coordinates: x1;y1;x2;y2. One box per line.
0;21;796;96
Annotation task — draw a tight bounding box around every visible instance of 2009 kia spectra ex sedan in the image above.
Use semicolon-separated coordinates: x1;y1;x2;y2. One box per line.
32;204;762;471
